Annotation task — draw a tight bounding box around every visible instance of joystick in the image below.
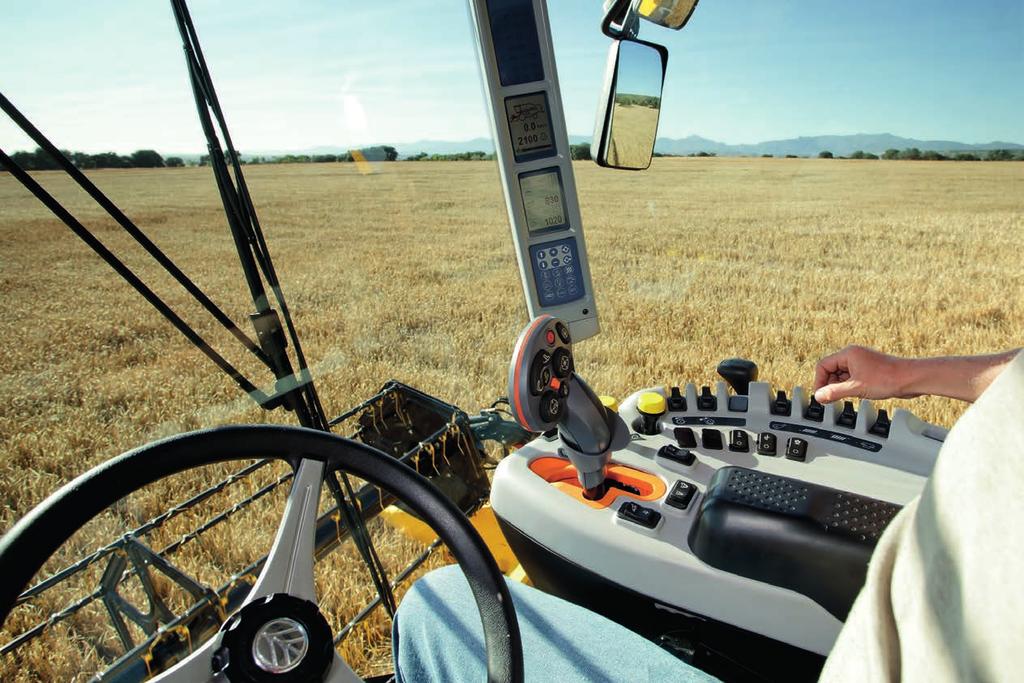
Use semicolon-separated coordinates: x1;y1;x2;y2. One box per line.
716;358;758;395
508;315;628;498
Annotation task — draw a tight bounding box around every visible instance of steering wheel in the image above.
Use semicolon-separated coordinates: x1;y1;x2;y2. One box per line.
0;425;524;683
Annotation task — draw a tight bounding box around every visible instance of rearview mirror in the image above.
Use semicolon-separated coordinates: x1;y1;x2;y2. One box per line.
593;39;668;171
638;0;700;30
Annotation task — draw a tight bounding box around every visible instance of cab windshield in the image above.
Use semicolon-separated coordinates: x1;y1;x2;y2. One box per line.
1;1;1021;680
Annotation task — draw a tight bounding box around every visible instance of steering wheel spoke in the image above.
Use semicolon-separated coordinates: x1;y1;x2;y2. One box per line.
325;653;364;683
147;633;220;682
247;458;325;604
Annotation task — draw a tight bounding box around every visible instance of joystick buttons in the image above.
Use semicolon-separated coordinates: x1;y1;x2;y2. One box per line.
555;321;571;344
552;347;573;379
539;391;564;422
529;350;553;395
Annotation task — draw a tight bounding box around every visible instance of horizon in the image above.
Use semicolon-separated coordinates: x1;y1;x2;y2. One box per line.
6;129;1024;158
2;1;1022;154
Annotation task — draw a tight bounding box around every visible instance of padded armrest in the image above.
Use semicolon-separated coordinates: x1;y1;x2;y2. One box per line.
688;467;901;620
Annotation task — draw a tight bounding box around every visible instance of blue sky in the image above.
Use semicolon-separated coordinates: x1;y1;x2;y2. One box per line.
1;0;1021;153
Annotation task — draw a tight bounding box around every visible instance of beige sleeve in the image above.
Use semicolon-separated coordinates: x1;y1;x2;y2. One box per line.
818;499;911;682
820;352;1024;683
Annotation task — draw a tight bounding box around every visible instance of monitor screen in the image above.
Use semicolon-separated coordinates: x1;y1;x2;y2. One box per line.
505;93;555;159
520;168;568;232
486;0;545;86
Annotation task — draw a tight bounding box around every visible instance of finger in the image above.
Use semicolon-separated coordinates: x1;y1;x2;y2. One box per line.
815;379;860;404
813;350;850;390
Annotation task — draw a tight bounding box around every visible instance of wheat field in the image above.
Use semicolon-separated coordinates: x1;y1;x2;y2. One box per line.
1;157;1022;680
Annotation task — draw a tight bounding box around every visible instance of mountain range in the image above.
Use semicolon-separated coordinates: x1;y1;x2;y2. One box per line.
648;133;1024;158
181;133;1022;161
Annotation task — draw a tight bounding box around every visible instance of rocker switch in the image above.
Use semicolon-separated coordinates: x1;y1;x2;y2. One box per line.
837;401;857;428
697;386;717;411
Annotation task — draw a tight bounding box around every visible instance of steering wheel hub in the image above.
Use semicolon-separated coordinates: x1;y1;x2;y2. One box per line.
253;618;309;674
213;593;333;682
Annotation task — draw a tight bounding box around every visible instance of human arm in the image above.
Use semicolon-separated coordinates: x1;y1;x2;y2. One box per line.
813;346;1021;404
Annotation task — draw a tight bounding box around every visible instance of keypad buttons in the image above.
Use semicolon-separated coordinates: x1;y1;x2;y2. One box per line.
665;481;697;510
756;432;777;456
702;429;724;450
785;437;809;461
658;444;696;467
618;501;661;529
529;239;585;306
674;427;697;448
729;430;749;452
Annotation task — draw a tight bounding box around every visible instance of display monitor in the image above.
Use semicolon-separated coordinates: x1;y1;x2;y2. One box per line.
505;92;555;160
519;168;568;232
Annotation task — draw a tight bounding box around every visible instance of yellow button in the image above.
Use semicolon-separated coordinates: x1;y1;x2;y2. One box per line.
599;395;619;413
637;392;667;416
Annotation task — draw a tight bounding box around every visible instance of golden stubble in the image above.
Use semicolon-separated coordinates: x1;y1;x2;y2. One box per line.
1;157;1021;679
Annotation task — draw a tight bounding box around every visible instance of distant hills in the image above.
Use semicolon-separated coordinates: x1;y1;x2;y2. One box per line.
649;133;1024;158
381;133;1023;159
170;133;1022;161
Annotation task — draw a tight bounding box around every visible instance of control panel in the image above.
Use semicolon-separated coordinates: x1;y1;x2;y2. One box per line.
468;0;600;340
491;372;946;658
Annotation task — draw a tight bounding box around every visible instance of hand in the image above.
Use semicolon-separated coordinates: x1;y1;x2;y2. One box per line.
812;345;916;404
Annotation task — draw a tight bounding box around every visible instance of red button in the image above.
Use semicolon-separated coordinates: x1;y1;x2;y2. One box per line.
545;330;556;346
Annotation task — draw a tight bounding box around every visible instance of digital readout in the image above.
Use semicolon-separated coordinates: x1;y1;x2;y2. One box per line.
520;169;567;232
505;93;554;158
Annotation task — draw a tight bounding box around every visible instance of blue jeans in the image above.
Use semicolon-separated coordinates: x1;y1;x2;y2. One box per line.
392;565;719;682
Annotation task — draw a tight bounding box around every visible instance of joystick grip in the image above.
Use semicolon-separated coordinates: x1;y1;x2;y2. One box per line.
508;315;623;492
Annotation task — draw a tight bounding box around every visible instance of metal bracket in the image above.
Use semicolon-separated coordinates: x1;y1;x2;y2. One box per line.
602;0;643;39
99;536;215;651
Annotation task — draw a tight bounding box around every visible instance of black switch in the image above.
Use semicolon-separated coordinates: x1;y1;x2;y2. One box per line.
728;396;749;412
618;501;661;529
667;386;687;411
785;437;809;461
674;427;697;448
658;444;696;467
701;429;723;450
697;386;717;411
729;430;750;452
771;390;792;416
555;321;571;344
870;409;892;438
805;396;824;422
837;401;857;428
756;432;777;456
666;481;697;510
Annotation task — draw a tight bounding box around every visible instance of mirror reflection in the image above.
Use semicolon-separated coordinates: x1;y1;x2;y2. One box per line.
595;39;667;170
638;0;700;30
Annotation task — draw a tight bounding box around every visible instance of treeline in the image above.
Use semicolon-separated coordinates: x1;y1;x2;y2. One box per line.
5;145;403;170
7;148;181;170
614;93;661;108
817;148;1024;161
654;148;1024;161
246;145;399;164
405;151;494;161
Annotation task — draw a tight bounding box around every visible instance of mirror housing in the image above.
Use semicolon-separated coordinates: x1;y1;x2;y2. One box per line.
593;39;668;171
638;0;700;30
602;0;700;37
